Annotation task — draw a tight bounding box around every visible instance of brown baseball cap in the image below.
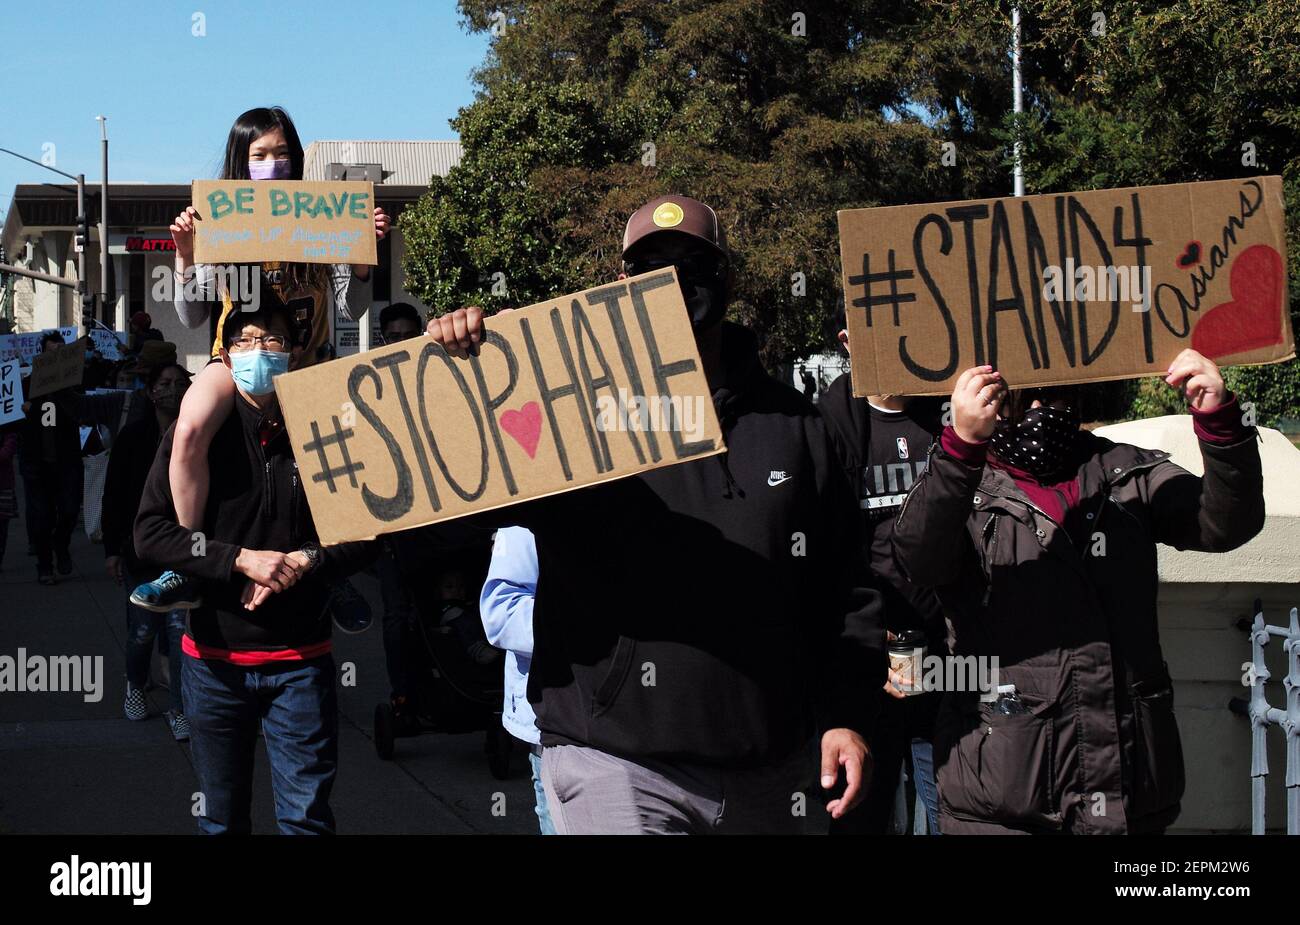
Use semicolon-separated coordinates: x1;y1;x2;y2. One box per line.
622;195;728;260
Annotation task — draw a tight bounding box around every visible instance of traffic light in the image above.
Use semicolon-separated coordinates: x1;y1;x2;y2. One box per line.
81;290;96;327
74;214;88;254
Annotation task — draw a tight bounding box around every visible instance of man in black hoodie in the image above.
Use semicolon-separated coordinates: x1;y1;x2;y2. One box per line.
428;195;886;834
134;299;375;834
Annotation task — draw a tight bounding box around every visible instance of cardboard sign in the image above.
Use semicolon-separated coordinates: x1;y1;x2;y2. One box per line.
191;180;377;266
0;328;77;365
0;359;23;425
838;176;1294;396
275;269;726;544
28;341;86;398
88;329;128;360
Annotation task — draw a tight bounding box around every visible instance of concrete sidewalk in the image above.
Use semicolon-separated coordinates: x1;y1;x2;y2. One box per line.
0;523;538;835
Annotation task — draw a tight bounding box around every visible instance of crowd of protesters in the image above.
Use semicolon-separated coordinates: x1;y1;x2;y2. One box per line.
5;105;1266;836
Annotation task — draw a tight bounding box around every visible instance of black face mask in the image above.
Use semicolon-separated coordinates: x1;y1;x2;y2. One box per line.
625;249;729;332
989;404;1081;478
680;276;728;331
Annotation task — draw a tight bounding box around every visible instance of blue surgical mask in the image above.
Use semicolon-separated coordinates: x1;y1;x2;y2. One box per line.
229;348;290;395
248;159;292;181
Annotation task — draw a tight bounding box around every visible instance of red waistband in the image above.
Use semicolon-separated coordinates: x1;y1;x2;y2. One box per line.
182;634;332;665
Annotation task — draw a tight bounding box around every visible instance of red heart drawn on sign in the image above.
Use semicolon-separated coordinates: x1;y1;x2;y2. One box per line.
1191;243;1285;359
499;402;542;458
1176;240;1202;269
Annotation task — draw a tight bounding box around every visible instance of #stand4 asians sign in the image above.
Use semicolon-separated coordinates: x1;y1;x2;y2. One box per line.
837;176;1294;396
275;269;726;545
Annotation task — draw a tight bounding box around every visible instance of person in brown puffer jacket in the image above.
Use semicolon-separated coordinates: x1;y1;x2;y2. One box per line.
892;349;1264;834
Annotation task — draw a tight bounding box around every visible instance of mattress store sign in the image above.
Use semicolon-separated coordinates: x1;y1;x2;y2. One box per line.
108;233;177;255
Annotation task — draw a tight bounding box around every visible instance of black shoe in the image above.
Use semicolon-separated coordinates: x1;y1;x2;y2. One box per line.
55;551;72;576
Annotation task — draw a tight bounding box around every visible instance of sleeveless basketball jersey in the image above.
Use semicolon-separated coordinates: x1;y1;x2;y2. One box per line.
210;261;335;367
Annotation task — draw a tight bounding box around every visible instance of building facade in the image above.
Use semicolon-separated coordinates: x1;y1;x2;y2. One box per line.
1;140;461;370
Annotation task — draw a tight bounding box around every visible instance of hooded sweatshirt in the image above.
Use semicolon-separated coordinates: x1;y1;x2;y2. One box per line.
134;394;376;659
505;323;886;767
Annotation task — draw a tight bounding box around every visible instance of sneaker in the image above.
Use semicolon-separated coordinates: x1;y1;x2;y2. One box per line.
124;687;148;721
166;711;190;742
130;571;201;612
55;550;73;575
328;578;372;634
37;567;57;586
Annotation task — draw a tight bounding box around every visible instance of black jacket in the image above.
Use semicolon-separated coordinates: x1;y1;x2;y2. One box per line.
17;386;82;477
892;428;1264;833
134;396;375;652
510;324;886;767
102;415;161;573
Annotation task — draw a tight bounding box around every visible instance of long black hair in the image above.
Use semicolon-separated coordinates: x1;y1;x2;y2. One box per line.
220;106;306;182
218;106;326;296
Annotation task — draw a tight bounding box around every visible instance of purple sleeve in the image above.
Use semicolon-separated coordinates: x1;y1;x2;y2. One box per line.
940;425;990;468
1190;393;1249;446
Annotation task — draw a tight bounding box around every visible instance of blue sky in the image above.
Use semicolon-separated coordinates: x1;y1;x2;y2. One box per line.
0;0;490;222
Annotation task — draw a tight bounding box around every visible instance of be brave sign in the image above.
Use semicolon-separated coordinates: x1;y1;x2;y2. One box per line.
275;270;726;545
191;180;377;265
838;176;1294;396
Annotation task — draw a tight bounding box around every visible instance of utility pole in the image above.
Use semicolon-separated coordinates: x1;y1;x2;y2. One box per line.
1012;5;1025;197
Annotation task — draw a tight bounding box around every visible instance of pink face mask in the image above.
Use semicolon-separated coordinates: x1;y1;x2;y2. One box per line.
248;159;292;180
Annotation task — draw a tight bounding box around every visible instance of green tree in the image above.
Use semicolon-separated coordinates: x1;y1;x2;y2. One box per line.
403;1;1300;421
995;0;1300;423
403;0;1012;363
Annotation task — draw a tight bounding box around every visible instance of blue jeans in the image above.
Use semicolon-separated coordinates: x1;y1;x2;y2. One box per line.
124;570;186;714
909;738;940;835
183;652;338;835
528;748;556;835
832;693;941;835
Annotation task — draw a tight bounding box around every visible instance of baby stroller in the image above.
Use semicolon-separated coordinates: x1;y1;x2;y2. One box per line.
372;523;517;780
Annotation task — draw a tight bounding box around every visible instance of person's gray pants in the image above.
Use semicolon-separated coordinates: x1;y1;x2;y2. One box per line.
541;742;816;834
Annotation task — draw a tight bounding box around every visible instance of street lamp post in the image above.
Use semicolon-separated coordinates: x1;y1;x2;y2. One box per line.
96;116;117;330
1012;6;1025;197
0;146;88;333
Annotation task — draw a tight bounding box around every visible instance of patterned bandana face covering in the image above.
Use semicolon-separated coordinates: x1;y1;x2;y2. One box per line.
989;403;1081;478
